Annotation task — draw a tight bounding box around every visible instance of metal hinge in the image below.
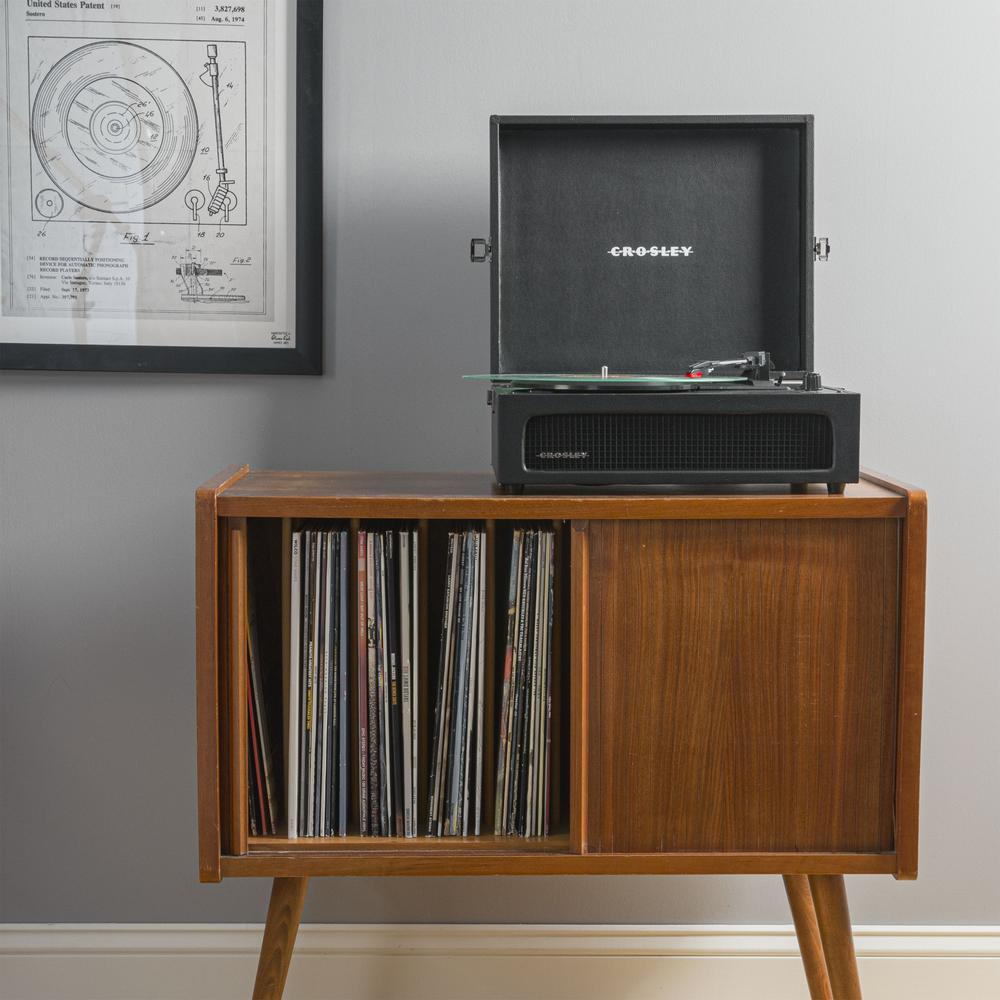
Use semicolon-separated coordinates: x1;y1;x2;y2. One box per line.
470;238;492;263
813;237;830;261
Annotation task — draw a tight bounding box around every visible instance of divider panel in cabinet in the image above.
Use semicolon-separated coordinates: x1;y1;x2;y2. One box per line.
222;516;249;856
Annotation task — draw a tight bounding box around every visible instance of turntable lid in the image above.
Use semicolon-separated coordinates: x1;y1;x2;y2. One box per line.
489;116;814;375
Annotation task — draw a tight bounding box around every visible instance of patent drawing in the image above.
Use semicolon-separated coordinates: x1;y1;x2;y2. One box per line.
184;188;206;222
30;40;198;214
4;20;263;323
33;188;64;219
174;248;247;303
25;36;249;227
176;45;241;223
201;45;237;217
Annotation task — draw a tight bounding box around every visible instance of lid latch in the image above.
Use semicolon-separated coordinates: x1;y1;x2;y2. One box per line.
470;238;492;263
813;237;831;261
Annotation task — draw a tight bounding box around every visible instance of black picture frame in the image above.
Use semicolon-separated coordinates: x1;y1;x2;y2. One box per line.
0;0;323;375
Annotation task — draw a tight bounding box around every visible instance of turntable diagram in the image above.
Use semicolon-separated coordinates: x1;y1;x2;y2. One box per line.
1;5;273;325
31;41;198;215
25;36;248;226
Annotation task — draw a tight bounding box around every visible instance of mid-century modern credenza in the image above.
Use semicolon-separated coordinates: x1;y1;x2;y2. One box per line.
195;467;926;1000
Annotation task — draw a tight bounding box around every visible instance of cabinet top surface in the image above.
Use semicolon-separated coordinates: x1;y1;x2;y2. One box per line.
207;469;919;519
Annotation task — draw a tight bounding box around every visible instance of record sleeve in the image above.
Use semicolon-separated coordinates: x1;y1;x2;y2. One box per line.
338;530;349;837
399;531;413;837
287;529;302;838
357;531;369;836
365;533;380;835
386;532;405;837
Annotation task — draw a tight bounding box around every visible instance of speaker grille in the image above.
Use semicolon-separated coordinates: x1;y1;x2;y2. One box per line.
523;412;834;473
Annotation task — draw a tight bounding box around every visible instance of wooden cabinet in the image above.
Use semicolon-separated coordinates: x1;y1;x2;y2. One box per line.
196;468;926;999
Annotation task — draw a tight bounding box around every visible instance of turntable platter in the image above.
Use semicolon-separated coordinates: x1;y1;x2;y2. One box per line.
464;372;744;390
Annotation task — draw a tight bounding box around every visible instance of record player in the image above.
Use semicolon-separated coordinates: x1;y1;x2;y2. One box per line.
468;115;859;494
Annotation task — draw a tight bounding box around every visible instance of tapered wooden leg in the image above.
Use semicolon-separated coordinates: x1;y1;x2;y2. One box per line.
253;877;308;1000
783;875;833;999
809;875;862;1000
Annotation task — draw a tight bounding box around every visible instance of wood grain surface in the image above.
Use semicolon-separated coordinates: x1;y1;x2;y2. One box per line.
892;486;927;879
197;467;924;882
216;470;905;520
570;522;589;853
584;518;900;854
252;877;308;1000
222;849;896;879
784;874;833;1000
809;875;863;999
228;517;248;856
195;464;249;882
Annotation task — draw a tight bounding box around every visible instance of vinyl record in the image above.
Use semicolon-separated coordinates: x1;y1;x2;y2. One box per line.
31;41;198;214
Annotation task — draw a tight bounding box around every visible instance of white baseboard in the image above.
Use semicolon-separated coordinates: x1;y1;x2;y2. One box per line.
2;923;999;1000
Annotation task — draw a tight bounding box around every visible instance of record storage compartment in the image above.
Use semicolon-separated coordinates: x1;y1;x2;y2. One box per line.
196;467;925;881
234;515;572;852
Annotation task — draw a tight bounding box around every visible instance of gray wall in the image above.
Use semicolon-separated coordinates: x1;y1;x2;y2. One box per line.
1;0;996;924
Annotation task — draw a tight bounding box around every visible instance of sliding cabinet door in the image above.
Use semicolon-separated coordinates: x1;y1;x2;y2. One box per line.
580;518;899;855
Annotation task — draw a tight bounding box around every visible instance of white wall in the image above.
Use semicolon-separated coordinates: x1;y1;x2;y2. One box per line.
1;0;995;924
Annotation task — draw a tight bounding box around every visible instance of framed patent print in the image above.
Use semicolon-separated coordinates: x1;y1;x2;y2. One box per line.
0;0;322;373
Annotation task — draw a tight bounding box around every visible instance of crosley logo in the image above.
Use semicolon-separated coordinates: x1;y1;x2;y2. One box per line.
538;451;589;460
607;246;693;257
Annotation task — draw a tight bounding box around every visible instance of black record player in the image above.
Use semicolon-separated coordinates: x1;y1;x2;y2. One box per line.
469;115;859;494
